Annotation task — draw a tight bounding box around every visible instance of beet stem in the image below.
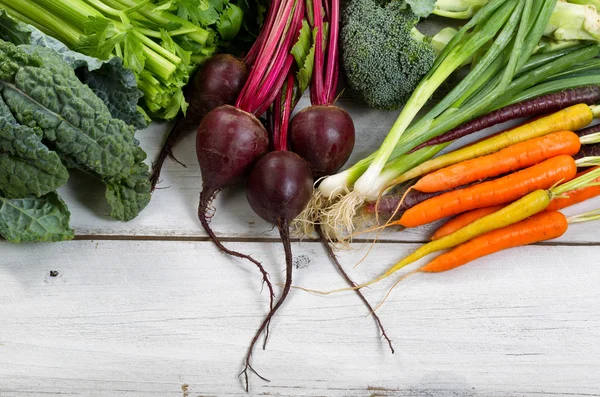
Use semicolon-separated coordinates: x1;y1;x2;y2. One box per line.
316;225;395;354
241;219;294;392
198;191;275;318
150;117;192;191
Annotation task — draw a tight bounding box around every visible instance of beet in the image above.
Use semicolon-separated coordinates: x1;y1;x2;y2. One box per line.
241;151;313;389
196;105;273;313
150;54;248;190
290;105;355;177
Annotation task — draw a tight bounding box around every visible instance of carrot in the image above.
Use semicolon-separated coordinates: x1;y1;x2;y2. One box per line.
297;167;600;299
411;86;600;152
574;142;600;160
431;205;505;240
423;212;568;272
576;123;600;138
398;155;577;228
386;104;594;189
432;168;600;239
414;131;581;193
546;168;600;211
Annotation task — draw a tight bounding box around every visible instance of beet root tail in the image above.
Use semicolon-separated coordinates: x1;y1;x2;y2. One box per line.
150;117;194;191
316;225;395;354
240;220;294;392
198;190;275;311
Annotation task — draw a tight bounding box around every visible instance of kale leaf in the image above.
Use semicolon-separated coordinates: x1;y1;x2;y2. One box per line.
0;192;74;243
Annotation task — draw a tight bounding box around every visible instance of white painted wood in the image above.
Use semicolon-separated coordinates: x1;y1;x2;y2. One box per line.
57;98;600;243
2;240;600;396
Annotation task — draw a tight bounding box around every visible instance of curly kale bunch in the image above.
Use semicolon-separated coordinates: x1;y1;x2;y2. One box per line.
341;0;438;110
0;39;151;242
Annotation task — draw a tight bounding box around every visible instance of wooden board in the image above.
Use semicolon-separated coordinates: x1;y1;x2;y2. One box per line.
59;98;600;243
2;240;600;396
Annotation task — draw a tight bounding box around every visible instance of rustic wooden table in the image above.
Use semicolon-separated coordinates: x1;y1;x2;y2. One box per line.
2;95;599;397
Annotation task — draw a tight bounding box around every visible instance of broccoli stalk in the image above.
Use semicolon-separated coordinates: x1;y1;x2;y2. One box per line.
545;1;600;41
432;0;489;19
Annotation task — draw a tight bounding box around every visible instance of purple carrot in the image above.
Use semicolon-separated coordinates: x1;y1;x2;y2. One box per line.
365;180;489;219
574;142;600;160
411;86;600;152
576;123;600;137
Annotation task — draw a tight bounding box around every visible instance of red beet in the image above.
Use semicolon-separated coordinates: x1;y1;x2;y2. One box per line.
290;105;355;177
196;105;273;310
241;151;313;387
150;55;248;190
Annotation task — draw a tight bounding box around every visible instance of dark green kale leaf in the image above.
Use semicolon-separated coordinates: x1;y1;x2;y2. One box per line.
0;191;74;243
0;94;69;198
0;40;151;221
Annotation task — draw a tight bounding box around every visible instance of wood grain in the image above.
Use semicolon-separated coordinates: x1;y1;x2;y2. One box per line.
2;240;599;396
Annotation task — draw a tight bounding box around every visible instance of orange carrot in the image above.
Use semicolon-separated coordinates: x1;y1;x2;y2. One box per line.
398;155;577;228
546;166;600;211
432;169;600;240
414;131;581;193
421;211;568;272
431;205;505;240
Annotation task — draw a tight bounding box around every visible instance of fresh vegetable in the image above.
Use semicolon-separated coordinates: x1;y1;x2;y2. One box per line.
399;155;578;228
290;0;355;177
546;167;600;211
243;110;313;391
0;0;265;119
0;39;151;223
423;204;600;272
432;0;490;18
411;86;600;152
340;0;438;110
149;54;249;190
431;167;600;239
0;192;73;243
414;130;582;193
431;204;505;240
363;178;488;219
388;104;596;189
421;211;568;272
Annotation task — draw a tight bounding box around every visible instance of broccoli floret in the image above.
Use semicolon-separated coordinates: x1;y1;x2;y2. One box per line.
341;0;437;110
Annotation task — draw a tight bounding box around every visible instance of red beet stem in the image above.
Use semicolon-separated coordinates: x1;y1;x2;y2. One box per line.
411;86;600;152
316;224;394;353
236;0;304;114
244;0;281;66
273;72;296;151
241;219;294;392
198;189;275;314
324;0;340;104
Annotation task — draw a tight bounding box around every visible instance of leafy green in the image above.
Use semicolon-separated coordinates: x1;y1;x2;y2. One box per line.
0;39;151;224
0;10;148;129
0;192;74;243
291;20;315;95
217;4;243;40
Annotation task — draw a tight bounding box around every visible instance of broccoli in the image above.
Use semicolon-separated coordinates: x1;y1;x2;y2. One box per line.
341;0;438;110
